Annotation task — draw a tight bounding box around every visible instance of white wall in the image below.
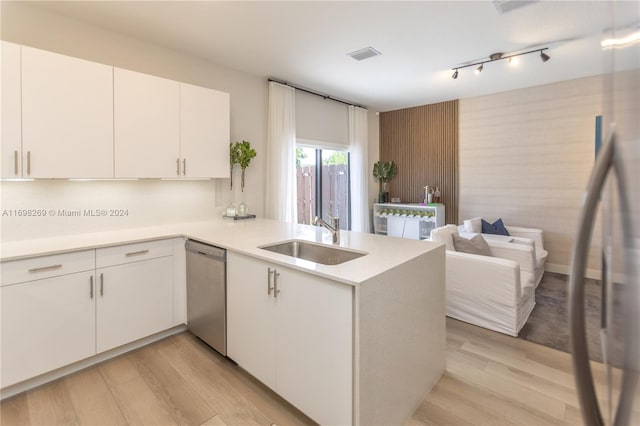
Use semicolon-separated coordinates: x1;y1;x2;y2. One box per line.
0;2;267;240
459;75;603;276
1;180;217;241
367;110;380;229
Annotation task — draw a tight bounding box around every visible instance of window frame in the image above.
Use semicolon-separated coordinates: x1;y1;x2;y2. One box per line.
296;142;351;231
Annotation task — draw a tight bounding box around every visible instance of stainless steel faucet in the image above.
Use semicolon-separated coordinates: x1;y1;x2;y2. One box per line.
313;216;340;244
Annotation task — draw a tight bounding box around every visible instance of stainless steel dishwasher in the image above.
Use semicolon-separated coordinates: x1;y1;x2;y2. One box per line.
186;240;226;356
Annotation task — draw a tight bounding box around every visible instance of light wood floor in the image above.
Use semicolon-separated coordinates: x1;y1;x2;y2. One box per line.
0;318;621;425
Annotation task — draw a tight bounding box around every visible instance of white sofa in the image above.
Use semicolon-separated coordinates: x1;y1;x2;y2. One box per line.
460;219;549;287
431;225;536;336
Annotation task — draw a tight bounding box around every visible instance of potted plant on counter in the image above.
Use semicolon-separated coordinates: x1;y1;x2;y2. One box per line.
230;140;257;192
373;160;397;203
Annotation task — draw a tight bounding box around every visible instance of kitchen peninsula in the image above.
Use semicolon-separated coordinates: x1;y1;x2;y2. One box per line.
1;218;445;425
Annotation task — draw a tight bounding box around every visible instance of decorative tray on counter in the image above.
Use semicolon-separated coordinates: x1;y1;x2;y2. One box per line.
223;214;257;220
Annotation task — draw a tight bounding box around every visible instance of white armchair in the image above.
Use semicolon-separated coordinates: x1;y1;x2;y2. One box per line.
460;219;549;287
431;225;535;336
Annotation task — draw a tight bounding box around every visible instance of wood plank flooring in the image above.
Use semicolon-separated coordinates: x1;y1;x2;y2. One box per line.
0;318;624;425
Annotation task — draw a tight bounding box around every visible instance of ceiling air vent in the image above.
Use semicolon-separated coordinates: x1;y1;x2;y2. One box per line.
493;0;537;14
347;46;381;61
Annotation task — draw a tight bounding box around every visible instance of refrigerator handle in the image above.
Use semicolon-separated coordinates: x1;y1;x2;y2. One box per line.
568;131;615;426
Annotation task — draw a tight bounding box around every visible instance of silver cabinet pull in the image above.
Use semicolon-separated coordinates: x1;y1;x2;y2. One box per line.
125;249;149;257
100;273;104;296
267;267;274;295
90;275;94;299
14;150;18;175
27;151;31;175
176;158;180;176
274;270;281;298
28;264;62;273
183;158;186;175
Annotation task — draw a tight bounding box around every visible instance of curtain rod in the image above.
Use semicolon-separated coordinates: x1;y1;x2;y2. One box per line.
268;78;365;109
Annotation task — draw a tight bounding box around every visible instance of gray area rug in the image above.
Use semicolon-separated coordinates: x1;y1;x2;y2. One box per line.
519;272;624;366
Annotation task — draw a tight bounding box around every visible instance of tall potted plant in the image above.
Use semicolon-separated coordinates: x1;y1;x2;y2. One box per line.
372;160;397;203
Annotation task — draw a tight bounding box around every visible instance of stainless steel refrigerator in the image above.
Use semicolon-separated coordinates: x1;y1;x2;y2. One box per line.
568;1;639;425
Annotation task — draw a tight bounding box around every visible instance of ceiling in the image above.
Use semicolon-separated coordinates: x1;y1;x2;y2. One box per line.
29;1;639;111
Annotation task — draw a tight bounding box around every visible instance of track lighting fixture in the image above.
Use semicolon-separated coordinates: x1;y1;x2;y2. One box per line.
540;50;550;62
451;47;550;79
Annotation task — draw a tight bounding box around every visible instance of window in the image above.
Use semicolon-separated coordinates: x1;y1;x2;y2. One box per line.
296;146;350;230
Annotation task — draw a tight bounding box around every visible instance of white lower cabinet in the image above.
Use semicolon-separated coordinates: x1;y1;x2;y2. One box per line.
1;250;96;388
96;257;173;353
227;252;353;425
1;240;176;389
95;240;175;353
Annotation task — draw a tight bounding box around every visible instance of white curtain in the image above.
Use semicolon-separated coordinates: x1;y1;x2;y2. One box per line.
349;106;370;232
265;82;297;222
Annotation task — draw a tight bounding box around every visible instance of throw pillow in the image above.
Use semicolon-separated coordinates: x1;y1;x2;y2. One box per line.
452;234;491;256
481;218;510;236
464;217;482;233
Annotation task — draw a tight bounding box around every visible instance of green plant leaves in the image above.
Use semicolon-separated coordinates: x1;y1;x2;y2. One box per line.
372;160;398;182
230;140;256;170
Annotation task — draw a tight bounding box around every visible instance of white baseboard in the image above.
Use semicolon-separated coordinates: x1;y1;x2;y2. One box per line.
545;263;602;280
1;324;187;400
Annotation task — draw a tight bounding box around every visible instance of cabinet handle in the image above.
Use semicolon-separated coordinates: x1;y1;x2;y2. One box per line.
274;271;281;298
125;249;149;257
176;158;180;176
28;264;62;273
267;267;274;295
100;273;104;296
90;275;94;299
27;151;31;175
14;150;18;175
183;158;186;175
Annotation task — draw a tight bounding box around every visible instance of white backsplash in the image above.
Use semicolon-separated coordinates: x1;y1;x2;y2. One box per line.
0;179;219;241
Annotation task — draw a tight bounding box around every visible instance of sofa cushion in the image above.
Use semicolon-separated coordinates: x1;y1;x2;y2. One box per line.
482;218;510;236
464;217;482;233
452;234;491;256
430;224;459;251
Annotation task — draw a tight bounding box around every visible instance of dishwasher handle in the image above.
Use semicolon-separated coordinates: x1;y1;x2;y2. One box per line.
185;240;226;261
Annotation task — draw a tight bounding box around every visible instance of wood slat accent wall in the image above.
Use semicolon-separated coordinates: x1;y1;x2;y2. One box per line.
379;100;458;225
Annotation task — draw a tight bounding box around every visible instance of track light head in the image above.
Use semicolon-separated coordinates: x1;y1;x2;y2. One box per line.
452;69;459;79
540;50;550;62
474;64;483;75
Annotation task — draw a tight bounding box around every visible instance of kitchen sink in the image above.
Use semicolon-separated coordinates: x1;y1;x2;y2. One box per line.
258;240;367;265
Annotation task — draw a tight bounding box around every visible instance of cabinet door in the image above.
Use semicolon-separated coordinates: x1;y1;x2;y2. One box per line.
180;83;230;178
96;256;173;353
21;46;113;178
1;271;96;387
114;68;179;178
1;41;22;179
227;252;276;389
275;267;353;426
387;216;405;237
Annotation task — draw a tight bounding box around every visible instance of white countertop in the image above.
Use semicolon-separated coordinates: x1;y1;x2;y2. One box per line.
0;218;444;286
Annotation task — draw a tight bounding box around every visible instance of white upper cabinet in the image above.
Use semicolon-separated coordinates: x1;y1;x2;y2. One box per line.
180;83;230;178
2;43;230;179
21;46;114;178
114;68;180;178
1;41;22;179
